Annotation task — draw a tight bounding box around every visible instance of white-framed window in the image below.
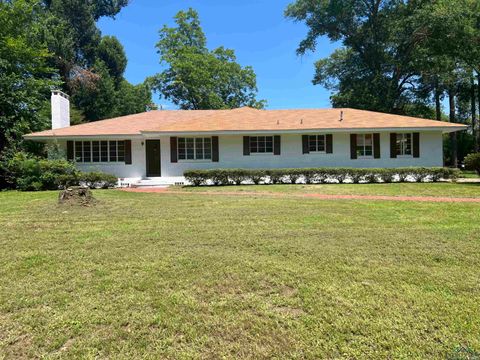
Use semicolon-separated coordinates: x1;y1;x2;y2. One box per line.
74;140;125;163
356;134;373;157
249;136;273;153
308;135;326;152
396;133;412;156
178;137;212;160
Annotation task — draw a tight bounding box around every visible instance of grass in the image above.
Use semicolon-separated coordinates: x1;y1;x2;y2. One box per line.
459;170;480;179
178;181;480;198
0;189;479;358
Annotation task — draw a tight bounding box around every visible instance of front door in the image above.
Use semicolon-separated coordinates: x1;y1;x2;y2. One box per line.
146;140;161;177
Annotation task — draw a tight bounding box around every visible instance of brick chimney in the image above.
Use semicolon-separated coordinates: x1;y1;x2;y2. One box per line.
51;90;70;129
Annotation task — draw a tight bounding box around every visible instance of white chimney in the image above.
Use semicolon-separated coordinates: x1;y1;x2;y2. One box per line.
51;90;70;129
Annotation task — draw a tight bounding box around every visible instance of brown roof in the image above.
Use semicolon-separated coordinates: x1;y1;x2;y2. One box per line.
25;107;466;138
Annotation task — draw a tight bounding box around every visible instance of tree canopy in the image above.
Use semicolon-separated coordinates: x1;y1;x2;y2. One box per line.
150;8;266;110
286;0;480;162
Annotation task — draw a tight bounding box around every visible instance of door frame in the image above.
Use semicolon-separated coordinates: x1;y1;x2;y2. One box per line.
145;139;161;177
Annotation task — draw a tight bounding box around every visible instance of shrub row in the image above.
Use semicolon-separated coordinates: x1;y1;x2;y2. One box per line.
184;167;459;186
1;152;118;191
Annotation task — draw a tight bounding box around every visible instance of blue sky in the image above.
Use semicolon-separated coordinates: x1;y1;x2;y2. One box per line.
98;0;339;110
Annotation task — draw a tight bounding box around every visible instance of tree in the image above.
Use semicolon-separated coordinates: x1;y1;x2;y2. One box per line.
0;0;58;187
285;0;431;114
150;8;266;110
0;0;57;156
286;0;480;165
97;36;127;84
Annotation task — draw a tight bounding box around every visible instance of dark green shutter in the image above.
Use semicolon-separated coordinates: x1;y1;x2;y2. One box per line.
390;133;397;158
124;140;132;164
243;136;250;155
302;135;309;154
373;133;381;159
326;134;333;154
273;135;281;155
67;141;74;161
170;137;178;163
413;132;420;158
212;136;219;162
350;134;357;159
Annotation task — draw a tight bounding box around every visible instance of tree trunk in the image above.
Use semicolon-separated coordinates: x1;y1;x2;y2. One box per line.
448;88;458;167
471;75;478;152
434;76;441;121
477;72;480;152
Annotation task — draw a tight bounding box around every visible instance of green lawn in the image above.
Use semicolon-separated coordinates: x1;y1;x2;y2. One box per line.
178;181;480;198
0;189;479;358
459;170;480;179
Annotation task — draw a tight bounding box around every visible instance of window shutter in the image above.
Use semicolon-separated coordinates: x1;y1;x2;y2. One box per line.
373;133;381;159
212;136;219;162
273;135;281;155
124;140;132;164
326;134;333;154
67;141;74;161
170;137;178;163
243;136;250;155
413;132;420;158
350;134;357;159
390;133;397;158
302;135;309;154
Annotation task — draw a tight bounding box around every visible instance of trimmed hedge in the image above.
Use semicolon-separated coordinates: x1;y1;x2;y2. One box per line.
184;167;459;186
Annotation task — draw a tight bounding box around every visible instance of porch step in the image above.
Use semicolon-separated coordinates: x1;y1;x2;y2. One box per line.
132;177;186;187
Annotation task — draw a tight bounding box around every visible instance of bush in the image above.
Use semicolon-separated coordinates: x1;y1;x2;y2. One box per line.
184;170;209;186
184;167;458;186
266;169;283;184
464;153;480;175
1;151;118;191
80;171;118;189
2;152;79;191
250;170;265;184
228;169;249;185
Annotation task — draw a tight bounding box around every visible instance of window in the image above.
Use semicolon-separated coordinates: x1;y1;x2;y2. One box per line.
396;133;412;156
249;136;273;153
73;140;125;163
308;135;326;152
178;137;212;160
356;134;373;157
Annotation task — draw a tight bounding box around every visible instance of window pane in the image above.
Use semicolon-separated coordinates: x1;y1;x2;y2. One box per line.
364;134;373;146
109;141;117;162
258;136;265;153
396;134;403;155
204;138;212;159
117;141;125;162
75;141;83;162
186;138;194;159
195;138;204;159
317;135;325;151
101;141;108;162
92;141;100;162
265;136;273;153
405;134;412;155
178;138;186;159
83;141;91;162
356;134;364;146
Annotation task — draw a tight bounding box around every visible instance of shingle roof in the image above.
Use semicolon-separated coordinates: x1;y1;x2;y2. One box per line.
24;107;467;138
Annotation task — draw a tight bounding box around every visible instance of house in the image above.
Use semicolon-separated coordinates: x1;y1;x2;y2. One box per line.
25;91;467;185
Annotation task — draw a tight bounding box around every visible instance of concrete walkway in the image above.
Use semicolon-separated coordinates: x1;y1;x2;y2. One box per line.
119;187;480;203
